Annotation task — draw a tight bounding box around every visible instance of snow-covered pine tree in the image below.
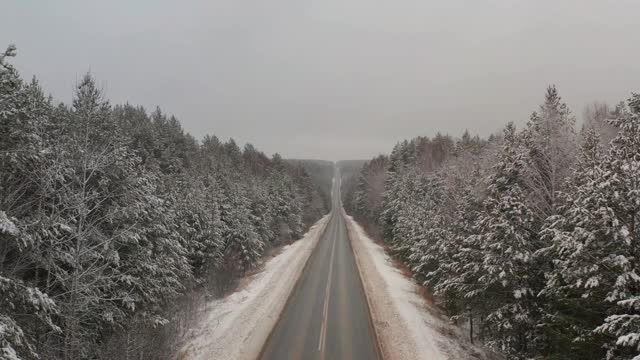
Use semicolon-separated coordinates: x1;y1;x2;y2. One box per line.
249;179;276;245
112;103;158;167
441;175;488;340
583;102;618;149
523;85;577;222
465;123;539;357
269;155;304;243
0;46;62;359
407;173;450;288
538;127;610;359
288;164;324;228
433;139;491;337
183;174;225;279
384;169;426;256
219;179;263;277
353;155;389;224
42;74;144;358
380;141;414;240
0;274;59;359
1;207;60;359
592;94;640;360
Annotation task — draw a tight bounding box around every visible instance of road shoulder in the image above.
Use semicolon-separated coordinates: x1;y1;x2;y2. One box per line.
345;214;490;360
178;215;330;360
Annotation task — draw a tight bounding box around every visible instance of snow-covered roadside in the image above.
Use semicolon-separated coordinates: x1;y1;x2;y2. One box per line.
178;215;330;360
345;214;488;360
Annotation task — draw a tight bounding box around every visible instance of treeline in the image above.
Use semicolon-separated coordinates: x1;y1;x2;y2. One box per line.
0;46;326;359
286;160;335;212
344;86;640;359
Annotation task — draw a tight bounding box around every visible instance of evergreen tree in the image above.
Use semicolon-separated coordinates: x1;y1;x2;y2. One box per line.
458;124;539;357
538;128;610;359
219;181;263;275
523;85;577;222
593;94;640;360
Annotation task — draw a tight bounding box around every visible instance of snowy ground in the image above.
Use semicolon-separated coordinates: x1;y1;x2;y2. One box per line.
345;214;490;360
177;215;330;360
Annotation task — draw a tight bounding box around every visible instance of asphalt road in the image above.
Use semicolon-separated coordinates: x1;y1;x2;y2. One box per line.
259;171;380;360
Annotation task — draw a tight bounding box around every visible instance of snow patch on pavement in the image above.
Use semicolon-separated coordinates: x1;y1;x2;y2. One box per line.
346;214;487;360
178;215;330;360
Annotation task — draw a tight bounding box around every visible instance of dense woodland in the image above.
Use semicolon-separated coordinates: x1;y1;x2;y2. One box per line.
0;46;327;359
344;87;640;359
286;159;335;212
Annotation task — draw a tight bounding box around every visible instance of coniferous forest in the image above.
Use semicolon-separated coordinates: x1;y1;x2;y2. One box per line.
0;46;328;359
343;87;640;359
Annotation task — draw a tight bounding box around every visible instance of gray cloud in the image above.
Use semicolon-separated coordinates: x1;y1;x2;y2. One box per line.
2;0;638;160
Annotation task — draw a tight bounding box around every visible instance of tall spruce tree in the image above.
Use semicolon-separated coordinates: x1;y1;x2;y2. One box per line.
458;124;538;357
539;128;610;359
593;94;640;360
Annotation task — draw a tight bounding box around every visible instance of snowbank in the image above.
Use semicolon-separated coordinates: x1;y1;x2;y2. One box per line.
178;215;330;360
345;214;487;360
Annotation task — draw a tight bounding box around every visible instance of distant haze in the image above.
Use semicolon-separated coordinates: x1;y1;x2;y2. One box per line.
2;0;639;160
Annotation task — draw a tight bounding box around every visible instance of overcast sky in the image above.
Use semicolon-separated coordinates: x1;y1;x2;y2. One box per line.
2;0;639;160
